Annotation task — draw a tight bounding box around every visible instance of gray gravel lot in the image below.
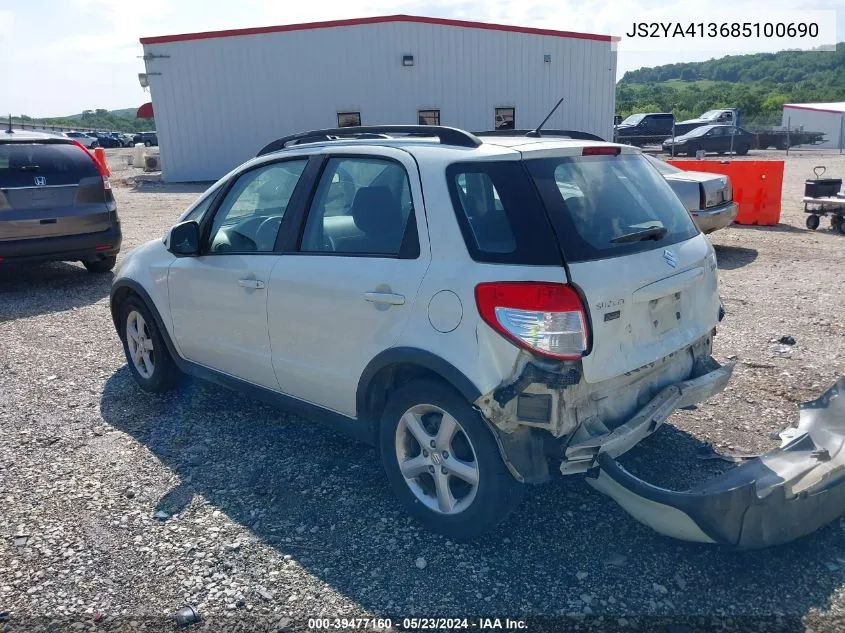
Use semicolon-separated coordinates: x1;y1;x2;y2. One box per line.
3;147;845;631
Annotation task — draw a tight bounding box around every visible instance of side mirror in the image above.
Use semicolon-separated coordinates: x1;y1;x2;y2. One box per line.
166;221;200;256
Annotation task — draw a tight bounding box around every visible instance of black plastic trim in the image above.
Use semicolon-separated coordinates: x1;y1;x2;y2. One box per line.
1;224;121;263
357;347;483;417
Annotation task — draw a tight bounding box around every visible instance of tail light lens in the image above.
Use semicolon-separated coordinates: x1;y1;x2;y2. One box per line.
475;282;589;360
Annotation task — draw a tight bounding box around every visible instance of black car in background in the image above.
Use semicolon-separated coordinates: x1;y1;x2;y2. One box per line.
614;112;674;146
662;124;755;156
0;130;121;272
133;131;158;147
91;132;122;148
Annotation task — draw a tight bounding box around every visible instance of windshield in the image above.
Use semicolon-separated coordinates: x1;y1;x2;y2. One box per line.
524;153;699;262
699;110;722;120
643;153;682;175
620;113;646;126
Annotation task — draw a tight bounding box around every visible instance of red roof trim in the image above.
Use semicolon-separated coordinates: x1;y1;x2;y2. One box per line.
140;14;614;45
783;104;845;115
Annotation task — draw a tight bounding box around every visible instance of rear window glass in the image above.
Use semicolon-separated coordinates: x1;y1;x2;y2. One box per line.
525;153;699;262
0;143;98;187
445;161;562;265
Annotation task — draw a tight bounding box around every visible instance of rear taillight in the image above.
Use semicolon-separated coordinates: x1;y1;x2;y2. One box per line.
699;184;707;210
70;139;110;189
475;282;589;360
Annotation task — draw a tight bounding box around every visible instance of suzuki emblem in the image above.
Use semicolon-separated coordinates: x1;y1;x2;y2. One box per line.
663;249;678;268
34;176;46;186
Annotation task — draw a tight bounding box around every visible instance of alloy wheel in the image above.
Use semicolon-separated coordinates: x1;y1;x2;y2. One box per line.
394;404;480;515
125;310;155;379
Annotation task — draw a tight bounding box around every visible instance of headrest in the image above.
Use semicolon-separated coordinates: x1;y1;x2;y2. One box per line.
351;186;402;235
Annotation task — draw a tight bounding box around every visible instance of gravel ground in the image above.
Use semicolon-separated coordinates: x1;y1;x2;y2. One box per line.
3;147;845;632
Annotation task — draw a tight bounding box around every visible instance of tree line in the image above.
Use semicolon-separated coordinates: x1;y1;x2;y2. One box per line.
617;43;845;126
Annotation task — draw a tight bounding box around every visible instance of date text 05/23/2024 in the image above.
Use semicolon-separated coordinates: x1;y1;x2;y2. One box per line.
307;618;528;630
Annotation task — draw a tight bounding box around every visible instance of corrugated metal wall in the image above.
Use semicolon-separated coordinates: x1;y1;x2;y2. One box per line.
781;108;845;149
142;21;617;182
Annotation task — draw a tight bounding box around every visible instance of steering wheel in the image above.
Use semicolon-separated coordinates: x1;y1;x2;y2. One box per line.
255;216;282;251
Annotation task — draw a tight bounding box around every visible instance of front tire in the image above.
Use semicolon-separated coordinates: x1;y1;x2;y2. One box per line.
806;214;820;230
686;144;699;157
379;379;524;539
119;297;181;392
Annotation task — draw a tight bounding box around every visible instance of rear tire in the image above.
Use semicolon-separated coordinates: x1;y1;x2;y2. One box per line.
119;296;181;392
83;256;116;273
806;215;820;230
378;379;524;539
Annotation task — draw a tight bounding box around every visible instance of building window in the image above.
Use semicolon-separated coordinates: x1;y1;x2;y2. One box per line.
337;112;361;127
495;107;515;130
418;109;440;126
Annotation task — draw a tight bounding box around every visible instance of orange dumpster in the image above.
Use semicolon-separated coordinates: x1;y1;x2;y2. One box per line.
666;159;784;226
93;146;111;177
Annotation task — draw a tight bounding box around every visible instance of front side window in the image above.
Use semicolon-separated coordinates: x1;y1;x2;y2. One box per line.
337;112;361;128
525;153;699;262
300;157;417;257
206;160;307;254
179;183;224;223
495;107;515;130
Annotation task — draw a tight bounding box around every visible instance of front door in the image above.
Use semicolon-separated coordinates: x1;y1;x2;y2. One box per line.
168;158;309;390
268;150;431;417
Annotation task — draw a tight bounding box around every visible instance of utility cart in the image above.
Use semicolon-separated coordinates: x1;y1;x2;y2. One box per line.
803;166;845;233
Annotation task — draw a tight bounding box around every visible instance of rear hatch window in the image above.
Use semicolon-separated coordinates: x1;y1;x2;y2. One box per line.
525;153;699;262
0;143;100;187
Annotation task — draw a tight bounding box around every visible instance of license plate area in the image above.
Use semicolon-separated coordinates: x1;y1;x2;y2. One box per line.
648;291;681;337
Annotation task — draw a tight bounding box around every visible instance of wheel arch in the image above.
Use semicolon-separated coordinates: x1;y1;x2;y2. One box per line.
110;279;181;362
357;348;482;435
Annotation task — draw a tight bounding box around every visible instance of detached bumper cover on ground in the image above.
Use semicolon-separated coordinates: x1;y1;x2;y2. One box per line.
588;377;845;548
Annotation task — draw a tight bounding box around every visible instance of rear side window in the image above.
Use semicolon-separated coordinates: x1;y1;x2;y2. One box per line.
446;161;562;265
0;143;99;188
525;154;699;263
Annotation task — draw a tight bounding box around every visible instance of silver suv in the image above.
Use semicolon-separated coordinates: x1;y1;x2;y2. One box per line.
110;125;734;541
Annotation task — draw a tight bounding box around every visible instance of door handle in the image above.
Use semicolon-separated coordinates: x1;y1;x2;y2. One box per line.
364;292;405;306
238;278;265;290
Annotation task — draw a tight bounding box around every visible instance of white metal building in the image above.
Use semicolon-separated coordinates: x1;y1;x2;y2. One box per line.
139;15;617;182
781;102;845;149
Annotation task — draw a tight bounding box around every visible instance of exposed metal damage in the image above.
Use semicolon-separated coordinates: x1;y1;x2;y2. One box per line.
588;377;845;549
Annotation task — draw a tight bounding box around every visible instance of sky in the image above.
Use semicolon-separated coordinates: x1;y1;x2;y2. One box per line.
0;0;842;117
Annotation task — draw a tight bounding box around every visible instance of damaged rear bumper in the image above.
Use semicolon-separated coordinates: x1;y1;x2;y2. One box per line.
587;378;845;548
562;358;734;473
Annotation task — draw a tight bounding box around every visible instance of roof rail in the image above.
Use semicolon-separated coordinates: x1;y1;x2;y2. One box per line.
475;129;606;142
257;125;482;156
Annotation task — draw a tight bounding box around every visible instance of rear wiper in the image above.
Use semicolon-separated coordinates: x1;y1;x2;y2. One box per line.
9;165;40;171
610;226;668;243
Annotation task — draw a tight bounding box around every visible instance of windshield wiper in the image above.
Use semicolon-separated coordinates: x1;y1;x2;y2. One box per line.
610;226;668;244
9;165;40;171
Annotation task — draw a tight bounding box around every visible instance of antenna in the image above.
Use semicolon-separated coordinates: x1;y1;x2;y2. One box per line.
526;98;564;137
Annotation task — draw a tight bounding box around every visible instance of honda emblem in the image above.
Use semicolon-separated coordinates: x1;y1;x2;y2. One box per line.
34;176;46;186
663;249;678;268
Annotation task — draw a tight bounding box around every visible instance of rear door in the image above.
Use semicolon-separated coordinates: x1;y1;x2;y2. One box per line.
525;148;720;384
0;142;112;242
268;148;430;417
